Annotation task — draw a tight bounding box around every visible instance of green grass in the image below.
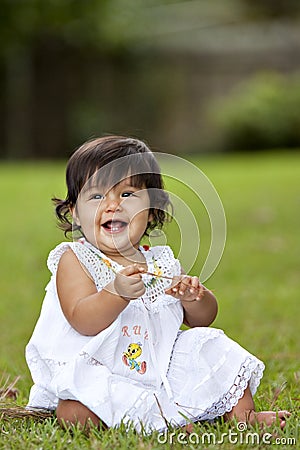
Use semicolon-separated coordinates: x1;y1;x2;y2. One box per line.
0;152;299;449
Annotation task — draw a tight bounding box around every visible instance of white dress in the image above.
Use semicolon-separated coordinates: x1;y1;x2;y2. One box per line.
26;240;264;433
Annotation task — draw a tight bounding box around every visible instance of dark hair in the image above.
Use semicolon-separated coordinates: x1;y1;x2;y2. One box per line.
53;136;172;237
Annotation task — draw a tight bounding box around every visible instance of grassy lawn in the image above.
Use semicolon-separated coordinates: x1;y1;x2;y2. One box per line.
0;152;299;449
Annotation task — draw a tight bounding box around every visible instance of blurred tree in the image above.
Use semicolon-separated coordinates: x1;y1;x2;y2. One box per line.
242;0;300;18
0;0;151;157
0;0;140;57
209;73;300;152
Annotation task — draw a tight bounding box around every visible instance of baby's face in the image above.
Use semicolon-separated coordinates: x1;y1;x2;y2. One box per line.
72;177;152;255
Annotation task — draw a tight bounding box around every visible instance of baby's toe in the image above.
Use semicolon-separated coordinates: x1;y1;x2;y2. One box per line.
278;410;291;418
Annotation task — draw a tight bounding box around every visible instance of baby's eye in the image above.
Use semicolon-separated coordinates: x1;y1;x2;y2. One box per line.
122;191;135;198
91;194;103;200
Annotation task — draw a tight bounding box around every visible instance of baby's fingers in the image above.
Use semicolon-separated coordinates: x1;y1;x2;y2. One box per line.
165;276;190;297
190;277;205;301
177;276;191;296
120;264;144;278
165;276;181;296
188;276;200;295
195;283;205;301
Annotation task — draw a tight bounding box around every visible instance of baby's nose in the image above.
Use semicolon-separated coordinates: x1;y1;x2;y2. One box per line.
105;197;121;211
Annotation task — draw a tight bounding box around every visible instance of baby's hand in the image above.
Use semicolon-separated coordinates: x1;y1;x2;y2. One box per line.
165;275;204;302
114;264;146;301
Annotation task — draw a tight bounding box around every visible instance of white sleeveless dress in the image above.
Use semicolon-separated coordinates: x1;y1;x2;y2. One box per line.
26;239;264;432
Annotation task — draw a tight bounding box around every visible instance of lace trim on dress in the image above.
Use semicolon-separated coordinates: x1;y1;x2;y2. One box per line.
71;242;116;291
175;356;264;422
47;243;72;275
47;241;116;291
48;240;181;312
139;246;181;310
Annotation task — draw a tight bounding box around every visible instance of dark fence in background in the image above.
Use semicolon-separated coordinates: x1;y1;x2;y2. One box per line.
1;2;300;158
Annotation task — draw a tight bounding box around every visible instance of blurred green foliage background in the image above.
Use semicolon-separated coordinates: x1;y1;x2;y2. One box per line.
1;0;300;158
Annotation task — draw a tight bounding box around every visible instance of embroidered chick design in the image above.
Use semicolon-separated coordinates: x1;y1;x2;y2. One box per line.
122;342;147;374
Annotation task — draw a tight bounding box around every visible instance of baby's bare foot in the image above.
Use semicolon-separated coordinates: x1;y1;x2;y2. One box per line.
248;410;291;429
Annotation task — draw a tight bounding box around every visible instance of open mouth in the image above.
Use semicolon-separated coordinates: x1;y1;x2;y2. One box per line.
101;220;128;233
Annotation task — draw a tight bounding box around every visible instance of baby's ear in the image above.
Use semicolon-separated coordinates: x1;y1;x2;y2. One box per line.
148;211;154;222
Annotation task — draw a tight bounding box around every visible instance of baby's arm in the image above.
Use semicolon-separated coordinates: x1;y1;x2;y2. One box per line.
56;249;145;336
165;274;218;327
